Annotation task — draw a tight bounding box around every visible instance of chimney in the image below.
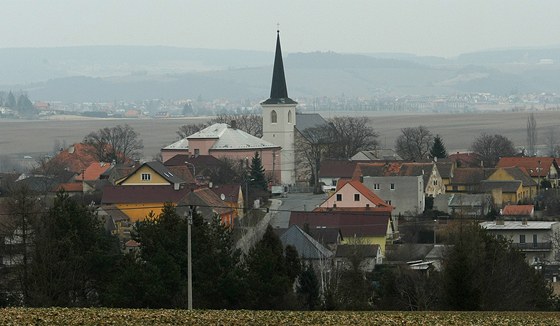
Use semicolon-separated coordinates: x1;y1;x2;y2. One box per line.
231;120;237;129
522;218;528;226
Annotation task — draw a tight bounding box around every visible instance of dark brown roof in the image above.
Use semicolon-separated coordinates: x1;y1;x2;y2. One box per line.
179;188;233;218
164;154;223;169
319;160;358;178
436;161;453;179
167;166;195;184
308;228;342;245
211;184;241;202
290;211;390;238
450;168;496;185
479;180;522;193
101;185;191;204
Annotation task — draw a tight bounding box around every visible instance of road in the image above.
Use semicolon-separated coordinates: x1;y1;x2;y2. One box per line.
269;192;327;229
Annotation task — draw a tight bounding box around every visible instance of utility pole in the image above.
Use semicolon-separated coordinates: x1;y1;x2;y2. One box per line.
186;207;193;310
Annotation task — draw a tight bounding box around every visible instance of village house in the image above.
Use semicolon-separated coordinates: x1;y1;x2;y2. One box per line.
497;157;559;188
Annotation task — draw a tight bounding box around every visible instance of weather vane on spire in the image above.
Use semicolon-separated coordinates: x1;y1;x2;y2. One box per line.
277;22;280;33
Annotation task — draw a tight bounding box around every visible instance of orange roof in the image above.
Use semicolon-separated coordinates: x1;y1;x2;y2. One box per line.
124;239;140;247
49;143;99;173
502;204;534;216
497;157;556;177
76;162;112;181
336;179;392;211
56;182;83;192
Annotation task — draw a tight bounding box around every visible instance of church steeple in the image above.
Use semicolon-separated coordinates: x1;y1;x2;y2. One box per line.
262;30;297;105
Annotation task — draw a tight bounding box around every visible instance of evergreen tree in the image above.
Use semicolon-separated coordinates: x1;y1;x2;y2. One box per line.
16;94;36;115
244;225;293;309
249;151;268;191
297;263;320;310
430;134;448;159
28;191;118;307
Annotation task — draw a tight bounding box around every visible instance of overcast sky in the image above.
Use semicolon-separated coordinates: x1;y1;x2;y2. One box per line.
2;1;560;57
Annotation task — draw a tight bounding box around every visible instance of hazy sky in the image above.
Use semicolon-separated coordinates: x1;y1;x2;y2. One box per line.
3;1;560;57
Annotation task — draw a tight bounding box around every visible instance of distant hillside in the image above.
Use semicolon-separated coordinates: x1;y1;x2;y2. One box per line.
2;46;560;102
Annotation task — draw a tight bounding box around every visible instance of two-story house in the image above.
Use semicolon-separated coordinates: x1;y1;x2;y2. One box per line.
497;157;559;188
480;220;560;264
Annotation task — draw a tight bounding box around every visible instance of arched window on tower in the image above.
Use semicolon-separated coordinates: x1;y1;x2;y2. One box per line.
271;110;277;123
288;110;292;123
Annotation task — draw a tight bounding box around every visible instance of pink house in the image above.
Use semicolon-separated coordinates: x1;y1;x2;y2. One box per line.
316;179;393;212
161;123;282;183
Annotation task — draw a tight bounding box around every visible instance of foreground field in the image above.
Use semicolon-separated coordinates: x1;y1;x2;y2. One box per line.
1;308;559;325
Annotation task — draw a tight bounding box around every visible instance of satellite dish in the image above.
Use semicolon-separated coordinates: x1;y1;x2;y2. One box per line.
220;194;226;200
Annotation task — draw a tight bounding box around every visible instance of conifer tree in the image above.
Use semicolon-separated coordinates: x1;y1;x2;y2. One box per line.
249;151;267;190
430;134;448;159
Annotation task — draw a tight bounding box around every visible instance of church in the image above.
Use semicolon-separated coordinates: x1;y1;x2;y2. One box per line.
161;31;328;188
261;30;328;187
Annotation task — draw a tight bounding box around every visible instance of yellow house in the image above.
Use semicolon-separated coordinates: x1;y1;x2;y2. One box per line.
480;180;523;206
116;161;189;188
487;167;538;202
289;211;394;257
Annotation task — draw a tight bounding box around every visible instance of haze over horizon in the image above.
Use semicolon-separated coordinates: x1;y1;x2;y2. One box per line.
3;1;560;58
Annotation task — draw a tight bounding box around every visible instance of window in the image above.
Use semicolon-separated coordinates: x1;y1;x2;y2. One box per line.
194;148;200;156
390;183;395;190
452;185;458;191
336;194;342;201
141;173;151;181
354;194;360;201
332;179;338;186
373;184;380;190
533;234;538;247
271;110;277;123
519;234;526;244
385;200;392;205
288;110;292;123
433;180;438;185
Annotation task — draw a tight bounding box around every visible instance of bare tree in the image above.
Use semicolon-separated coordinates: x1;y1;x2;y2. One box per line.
395;126;434;161
176;123;208;139
83;124;143;163
209;113;263;137
544;126;558;157
295;126;333;192
527;113;537;156
470;133;516;167
327;116;379;159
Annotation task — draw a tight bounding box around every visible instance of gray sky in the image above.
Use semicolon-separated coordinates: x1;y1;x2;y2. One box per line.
3;0;560;57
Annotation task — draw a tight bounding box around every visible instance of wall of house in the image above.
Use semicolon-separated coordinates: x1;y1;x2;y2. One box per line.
319;183;383;209
116;202;165;222
363;175;424;216
119;166;171;186
341;235;388;257
425;170;445;197
188;139;218;155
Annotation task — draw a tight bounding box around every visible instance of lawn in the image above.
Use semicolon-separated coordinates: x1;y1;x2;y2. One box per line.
1;308;559;325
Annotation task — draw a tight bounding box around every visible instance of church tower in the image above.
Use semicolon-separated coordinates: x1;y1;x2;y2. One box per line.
261;30;297;186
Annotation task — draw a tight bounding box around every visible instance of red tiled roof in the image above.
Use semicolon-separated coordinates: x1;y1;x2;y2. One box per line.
497;157;556;177
290;211;390;238
448;152;482;168
76;162;112;181
502;204;534;216
49;143;99;173
125;239;140;247
101;185;191;204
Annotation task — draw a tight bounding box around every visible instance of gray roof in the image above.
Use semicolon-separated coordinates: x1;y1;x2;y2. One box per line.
188;123;279;150
295;113;328;133
479;180;522;193
480;221;558;230
448;193;491;207
163;138;189;150
279;225;333;260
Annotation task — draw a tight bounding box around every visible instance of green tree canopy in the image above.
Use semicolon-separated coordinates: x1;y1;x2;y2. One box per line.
430;134;448;159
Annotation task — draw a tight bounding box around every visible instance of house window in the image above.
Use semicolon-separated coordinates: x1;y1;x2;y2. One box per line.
332;179;338;186
271;110;277;123
390;183;395;190
373;184;380;190
141;173;151;181
336;194;342;201
519;234;526;244
533;234;538;247
288;110;292;123
433;180;438;185
386;200;392;205
194;149;200;156
354;194;360;201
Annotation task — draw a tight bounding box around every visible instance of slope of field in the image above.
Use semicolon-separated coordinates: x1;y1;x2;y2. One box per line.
0;308;558;325
1;110;559;162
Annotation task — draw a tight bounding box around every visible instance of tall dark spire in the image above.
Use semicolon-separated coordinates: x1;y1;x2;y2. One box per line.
262;30;297;105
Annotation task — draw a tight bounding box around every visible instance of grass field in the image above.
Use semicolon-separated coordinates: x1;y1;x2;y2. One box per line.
0;308;559;325
1;110;559;161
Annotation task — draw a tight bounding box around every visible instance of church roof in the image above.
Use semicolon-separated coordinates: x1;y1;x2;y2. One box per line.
189;123;280;150
295;113;328;132
261;31;297;105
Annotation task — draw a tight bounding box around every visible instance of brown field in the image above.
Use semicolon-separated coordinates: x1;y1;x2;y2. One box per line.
1;110;559;161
